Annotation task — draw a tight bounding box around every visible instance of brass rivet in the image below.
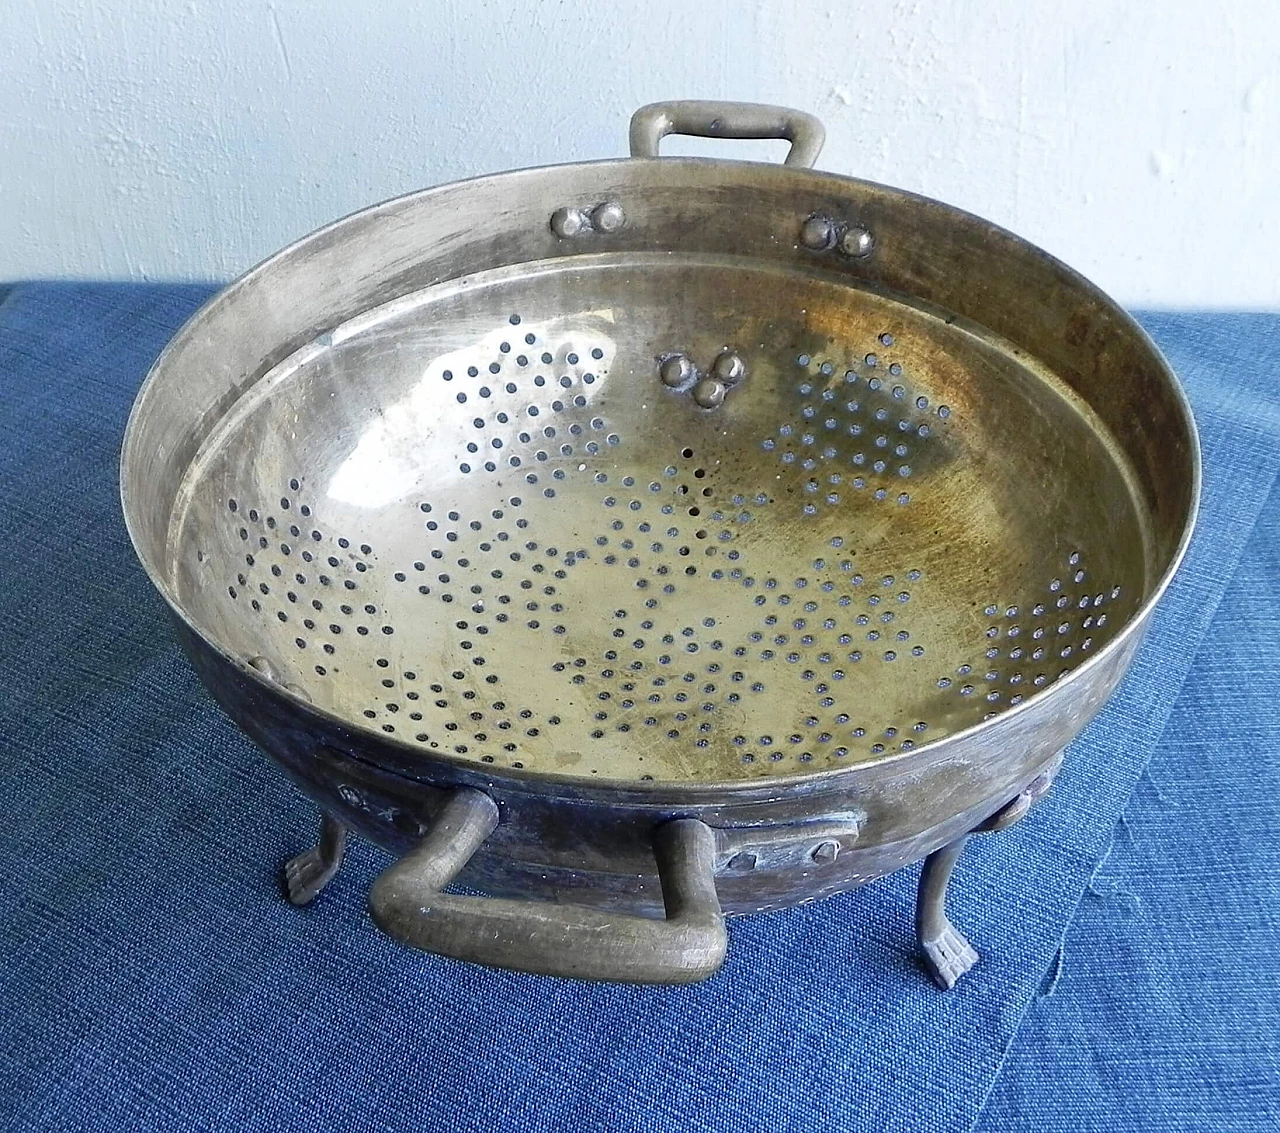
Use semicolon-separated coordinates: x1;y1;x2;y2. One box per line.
811;840;840;864
712;351;747;384
839;225;874;258
592;201;626;233
693;378;726;409
660;354;694;388
550;206;587;238
800;215;836;250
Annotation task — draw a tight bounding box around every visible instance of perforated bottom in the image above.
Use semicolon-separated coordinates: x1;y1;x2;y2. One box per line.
169;255;1148;782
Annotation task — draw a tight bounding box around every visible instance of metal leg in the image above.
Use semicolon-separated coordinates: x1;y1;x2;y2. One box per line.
284;812;349;906
916;835;979;989
916;749;1067;989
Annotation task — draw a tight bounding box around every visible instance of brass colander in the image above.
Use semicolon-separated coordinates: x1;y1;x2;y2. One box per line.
122;102;1198;985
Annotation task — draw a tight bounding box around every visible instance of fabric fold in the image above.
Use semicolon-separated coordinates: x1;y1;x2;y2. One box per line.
975;460;1280;1132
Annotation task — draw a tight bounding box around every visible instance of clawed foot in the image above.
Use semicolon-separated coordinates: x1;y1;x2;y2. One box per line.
283;814;347;906
284;847;341;906
920;920;979;990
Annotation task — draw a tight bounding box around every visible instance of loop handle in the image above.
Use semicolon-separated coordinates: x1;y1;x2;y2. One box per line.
629;100;825;168
369;788;727;984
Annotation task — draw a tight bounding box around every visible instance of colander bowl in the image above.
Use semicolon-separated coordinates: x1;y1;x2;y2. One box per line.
121;101;1199;985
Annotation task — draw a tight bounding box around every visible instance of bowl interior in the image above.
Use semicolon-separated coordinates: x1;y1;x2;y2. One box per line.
161;253;1149;782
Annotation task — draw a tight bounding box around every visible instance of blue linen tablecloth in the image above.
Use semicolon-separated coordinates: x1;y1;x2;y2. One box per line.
0;286;1276;1132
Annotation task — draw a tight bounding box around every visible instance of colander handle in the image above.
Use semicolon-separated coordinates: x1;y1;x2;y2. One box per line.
369;788;727;984
629;100;825;168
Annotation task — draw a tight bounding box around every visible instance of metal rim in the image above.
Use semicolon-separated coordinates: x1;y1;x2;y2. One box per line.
120;156;1201;796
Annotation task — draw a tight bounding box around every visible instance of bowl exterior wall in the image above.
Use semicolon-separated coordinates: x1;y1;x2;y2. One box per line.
175;610;1144;915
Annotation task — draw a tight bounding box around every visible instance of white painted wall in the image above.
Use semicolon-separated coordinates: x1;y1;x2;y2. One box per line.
1;0;1276;307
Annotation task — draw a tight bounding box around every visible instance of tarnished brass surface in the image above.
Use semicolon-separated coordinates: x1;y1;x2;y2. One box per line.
161;256;1150;783
121;102;1199;983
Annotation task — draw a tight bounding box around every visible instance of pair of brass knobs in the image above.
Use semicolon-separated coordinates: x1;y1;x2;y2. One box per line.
800;214;874;258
